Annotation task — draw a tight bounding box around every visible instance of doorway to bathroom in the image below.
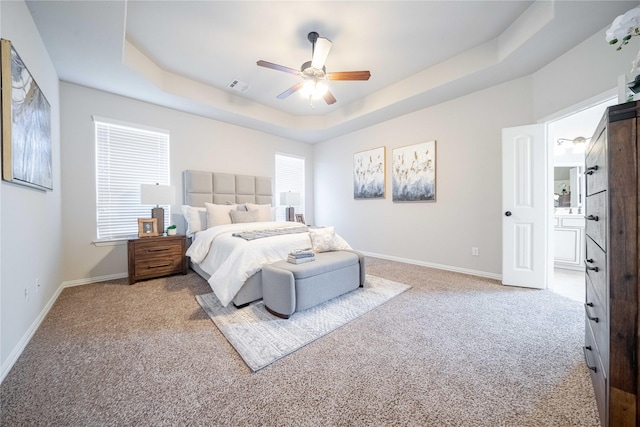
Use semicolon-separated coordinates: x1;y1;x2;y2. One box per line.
547;96;617;301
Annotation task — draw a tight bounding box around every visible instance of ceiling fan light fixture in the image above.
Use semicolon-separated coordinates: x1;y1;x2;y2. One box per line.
300;79;328;99
557;136;590;146
256;31;370;106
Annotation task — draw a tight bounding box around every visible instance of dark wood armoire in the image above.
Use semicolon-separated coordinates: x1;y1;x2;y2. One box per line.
584;101;640;426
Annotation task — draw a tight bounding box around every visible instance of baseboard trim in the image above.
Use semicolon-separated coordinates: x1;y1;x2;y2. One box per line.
0;272;127;384
360;251;502;281
61;272;128;288
0;282;64;383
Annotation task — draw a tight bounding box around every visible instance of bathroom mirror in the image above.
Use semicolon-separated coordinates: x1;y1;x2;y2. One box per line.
554;165;584;210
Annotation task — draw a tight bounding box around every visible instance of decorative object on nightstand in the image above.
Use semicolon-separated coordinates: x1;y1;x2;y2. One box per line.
280;191;300;221
294;213;305;224
138;218;159;237
128;234;187;285
141;183;175;234
167;224;177;236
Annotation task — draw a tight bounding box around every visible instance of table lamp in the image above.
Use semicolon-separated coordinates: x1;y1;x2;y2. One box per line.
141;183;175;234
280;191;301;221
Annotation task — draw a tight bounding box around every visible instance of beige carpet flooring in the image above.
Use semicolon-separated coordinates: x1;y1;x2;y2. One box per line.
0;257;599;426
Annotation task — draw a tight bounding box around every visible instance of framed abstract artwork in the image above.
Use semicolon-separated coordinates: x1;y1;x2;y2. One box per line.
392;141;436;202
1;39;52;191
353;146;385;199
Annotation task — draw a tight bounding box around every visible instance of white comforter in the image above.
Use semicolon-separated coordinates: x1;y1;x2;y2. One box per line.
186;221;351;306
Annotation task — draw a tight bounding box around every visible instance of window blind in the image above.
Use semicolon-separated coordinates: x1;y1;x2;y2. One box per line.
95;119;170;240
275;153;305;222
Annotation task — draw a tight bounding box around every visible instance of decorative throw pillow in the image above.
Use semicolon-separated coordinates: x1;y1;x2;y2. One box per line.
309;226;339;253
229;209;260;224
245;203;274;222
181;205;207;237
226;201;247;211
205;203;236;228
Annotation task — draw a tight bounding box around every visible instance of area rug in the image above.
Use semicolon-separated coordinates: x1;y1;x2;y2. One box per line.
196;275;411;371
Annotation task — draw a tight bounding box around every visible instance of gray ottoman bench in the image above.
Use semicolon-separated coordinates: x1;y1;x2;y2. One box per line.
262;250;365;319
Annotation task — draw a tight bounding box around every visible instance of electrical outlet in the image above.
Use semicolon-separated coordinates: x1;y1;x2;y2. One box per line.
24;287;30;303
472;247;479;256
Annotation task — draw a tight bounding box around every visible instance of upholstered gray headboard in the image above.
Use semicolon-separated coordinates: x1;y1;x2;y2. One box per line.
183;170;273;207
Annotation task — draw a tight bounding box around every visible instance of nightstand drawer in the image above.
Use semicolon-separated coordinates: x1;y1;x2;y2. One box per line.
134;240;183;259
134;256;185;278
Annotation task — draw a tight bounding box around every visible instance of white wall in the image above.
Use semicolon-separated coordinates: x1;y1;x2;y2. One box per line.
314;25;635;278
60;82;313;282
532;26;637;121
314;77;534;277
0;1;62;377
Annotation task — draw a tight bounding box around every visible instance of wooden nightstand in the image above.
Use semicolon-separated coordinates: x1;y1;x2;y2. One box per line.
127;235;187;285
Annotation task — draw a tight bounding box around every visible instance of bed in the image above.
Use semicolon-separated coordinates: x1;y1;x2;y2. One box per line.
182;170;350;308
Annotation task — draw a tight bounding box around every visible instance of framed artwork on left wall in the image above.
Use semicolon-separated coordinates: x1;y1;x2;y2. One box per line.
353;146;385;199
1;38;52;191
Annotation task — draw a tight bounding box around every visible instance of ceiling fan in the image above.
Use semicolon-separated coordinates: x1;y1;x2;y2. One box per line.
257;31;371;107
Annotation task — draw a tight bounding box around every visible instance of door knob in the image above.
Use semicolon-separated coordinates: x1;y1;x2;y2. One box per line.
505;211;512;217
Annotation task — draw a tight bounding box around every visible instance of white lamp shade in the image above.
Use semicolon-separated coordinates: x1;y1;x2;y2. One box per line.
280;191;301;206
141;184;175;206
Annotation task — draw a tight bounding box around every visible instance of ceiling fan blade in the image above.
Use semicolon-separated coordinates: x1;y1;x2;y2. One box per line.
323;90;337;105
326;71;371;81
257;60;301;76
311;37;332;69
277;82;304;99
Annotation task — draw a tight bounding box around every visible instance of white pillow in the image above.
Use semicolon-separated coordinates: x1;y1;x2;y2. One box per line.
309;226;339;253
245;203;274;222
181;205;207;237
229;209;260;224
205;203;237;228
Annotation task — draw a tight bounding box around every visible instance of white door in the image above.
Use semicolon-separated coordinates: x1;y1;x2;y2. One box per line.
502;124;547;289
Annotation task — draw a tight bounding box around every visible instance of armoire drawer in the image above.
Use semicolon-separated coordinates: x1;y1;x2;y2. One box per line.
585;191;607;252
585;237;607;307
586;127;607;196
585;273;608;370
585;319;607;421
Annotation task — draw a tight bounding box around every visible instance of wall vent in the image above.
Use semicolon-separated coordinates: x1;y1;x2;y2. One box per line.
228;79;251;93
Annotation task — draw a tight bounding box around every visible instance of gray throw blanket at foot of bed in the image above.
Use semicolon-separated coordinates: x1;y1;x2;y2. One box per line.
232;225;309;241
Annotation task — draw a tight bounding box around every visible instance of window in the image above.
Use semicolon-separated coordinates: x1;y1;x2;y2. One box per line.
275;153;305;222
95;117;170;240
